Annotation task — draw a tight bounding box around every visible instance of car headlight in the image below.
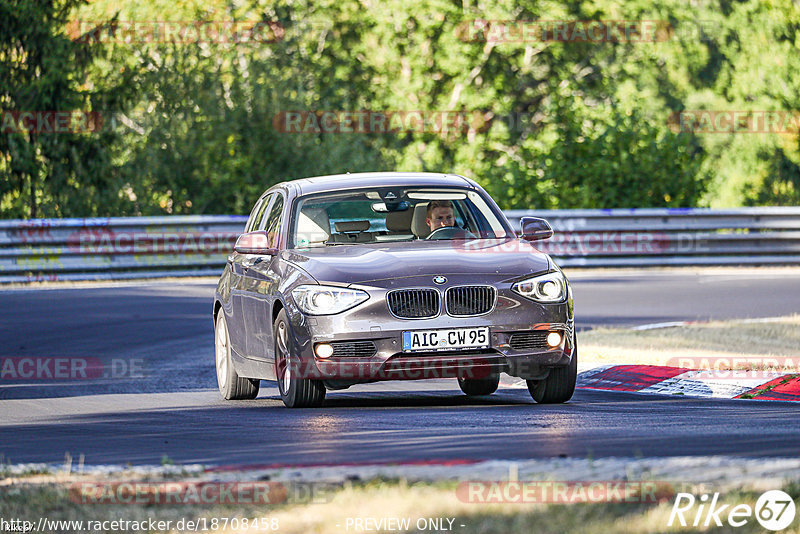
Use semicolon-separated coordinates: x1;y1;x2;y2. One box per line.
291;285;369;315
512;271;568;303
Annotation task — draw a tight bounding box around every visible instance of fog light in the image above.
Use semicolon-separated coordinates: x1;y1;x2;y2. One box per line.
546;331;563;348
315;343;334;358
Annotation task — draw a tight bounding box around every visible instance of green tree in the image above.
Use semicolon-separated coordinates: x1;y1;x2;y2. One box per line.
6;0;798;218
351;0;713;209
0;0;127;218
743;148;800;206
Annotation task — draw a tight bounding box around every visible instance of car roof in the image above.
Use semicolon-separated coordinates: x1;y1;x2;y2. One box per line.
286;172;476;195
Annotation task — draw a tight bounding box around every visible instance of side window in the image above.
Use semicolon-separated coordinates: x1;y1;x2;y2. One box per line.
244;198;264;233
451;201;467;228
262;194;285;249
248;193;273;233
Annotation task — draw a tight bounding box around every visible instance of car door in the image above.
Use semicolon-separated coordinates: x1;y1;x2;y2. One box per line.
229;193;273;358
241;192;285;362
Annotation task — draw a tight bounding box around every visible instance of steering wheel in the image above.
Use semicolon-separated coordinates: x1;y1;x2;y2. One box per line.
426;226;477;240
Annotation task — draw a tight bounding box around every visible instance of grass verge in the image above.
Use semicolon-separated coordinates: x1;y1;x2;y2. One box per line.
579;315;800;369
2;475;800;533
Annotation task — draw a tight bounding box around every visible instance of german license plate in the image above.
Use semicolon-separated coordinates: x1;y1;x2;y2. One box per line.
402;327;489;352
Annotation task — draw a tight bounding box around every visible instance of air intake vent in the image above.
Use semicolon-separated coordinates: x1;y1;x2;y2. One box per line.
387;288;440;319
509;331;550;351
446;286;495;316
330;341;377;358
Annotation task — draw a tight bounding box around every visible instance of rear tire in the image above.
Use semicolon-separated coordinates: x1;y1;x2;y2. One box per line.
274;309;326;408
215;312;259;400
458;374;500;396
527;337;577;404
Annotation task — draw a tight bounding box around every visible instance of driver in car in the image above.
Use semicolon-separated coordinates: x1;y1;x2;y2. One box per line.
426;200;456;232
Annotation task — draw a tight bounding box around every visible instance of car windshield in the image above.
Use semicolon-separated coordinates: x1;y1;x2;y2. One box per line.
290;187;512;248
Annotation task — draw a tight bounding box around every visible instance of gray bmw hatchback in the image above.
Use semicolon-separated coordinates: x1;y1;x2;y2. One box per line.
214;172;576;407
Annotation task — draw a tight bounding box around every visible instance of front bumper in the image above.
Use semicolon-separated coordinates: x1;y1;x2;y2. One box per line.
285;275;575;383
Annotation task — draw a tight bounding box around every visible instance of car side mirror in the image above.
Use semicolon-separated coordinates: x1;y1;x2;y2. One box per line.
519;217;554;241
234;231;278;255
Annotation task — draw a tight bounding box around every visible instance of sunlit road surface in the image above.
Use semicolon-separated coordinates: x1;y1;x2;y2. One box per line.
1;268;799;465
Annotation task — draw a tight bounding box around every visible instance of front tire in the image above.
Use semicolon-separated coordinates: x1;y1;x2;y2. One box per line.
274;309;326;408
458;374;500;396
527;337;577;404
215;312;259;400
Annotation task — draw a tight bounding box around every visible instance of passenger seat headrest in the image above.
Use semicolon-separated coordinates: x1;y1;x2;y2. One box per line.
385;209;413;232
411;203;431;238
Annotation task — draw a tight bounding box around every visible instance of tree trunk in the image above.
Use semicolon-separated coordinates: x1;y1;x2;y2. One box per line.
29;172;36;219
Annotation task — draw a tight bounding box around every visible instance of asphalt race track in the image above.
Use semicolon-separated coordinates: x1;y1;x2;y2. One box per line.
1;269;799;465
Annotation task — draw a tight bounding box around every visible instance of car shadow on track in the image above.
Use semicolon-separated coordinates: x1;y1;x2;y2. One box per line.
258;390;536;408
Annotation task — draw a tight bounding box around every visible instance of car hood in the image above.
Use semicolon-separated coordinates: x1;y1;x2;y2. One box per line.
284;238;551;285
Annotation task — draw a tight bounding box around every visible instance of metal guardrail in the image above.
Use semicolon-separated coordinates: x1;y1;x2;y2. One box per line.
0;215;246;283
1;208;799;283
504;207;800;267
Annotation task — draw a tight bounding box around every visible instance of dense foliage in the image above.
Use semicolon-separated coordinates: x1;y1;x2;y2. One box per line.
1;0;798;218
